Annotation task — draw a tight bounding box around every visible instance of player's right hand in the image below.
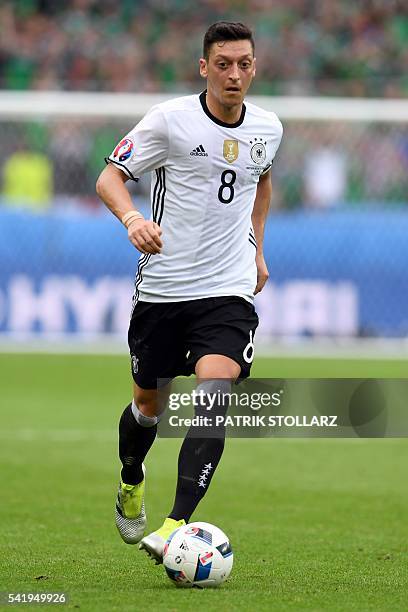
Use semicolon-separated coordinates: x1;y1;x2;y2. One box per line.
128;219;163;254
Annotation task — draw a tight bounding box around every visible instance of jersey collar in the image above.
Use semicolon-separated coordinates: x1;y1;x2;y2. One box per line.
199;90;246;128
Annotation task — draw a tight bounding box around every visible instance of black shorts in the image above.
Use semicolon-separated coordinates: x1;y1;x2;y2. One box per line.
128;296;259;389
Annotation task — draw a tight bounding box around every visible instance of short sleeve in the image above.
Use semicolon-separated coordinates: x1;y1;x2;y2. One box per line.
105;106;168;181
261;117;283;175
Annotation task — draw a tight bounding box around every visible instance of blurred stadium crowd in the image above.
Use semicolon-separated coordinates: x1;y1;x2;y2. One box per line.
0;0;407;212
1;0;407;96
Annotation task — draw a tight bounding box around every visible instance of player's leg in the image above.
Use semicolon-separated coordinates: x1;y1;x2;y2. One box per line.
115;301;180;544
139;356;239;562
119;384;160;486
167;355;240;522
115;385;162;544
164;297;258;530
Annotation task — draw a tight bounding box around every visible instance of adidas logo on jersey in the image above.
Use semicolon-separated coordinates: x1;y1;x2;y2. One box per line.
190;144;208;157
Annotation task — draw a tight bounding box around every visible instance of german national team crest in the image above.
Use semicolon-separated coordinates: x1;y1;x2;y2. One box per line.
250;138;267;165
223;140;239;163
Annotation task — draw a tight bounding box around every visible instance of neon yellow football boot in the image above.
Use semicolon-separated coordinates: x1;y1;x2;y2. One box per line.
139;517;186;564
115;464;146;544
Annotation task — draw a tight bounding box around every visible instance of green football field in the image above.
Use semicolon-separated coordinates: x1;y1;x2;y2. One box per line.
1;353;407;611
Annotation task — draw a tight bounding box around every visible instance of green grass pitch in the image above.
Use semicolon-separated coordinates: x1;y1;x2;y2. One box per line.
1;353;407;611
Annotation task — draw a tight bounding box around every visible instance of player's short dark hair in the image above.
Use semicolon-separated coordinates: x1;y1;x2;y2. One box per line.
203;22;255;59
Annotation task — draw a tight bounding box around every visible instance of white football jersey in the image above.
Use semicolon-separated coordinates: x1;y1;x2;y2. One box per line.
107;91;283;304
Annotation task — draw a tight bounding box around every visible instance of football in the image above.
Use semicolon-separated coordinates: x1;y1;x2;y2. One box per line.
163;521;233;588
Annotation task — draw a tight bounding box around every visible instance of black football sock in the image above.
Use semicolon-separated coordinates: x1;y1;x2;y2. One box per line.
168;380;231;522
168;436;225;523
119;402;157;485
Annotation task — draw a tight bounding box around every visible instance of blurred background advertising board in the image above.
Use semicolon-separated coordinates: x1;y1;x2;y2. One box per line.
0;1;407;354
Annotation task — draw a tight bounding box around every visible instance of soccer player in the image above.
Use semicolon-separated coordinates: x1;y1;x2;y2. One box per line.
96;21;283;563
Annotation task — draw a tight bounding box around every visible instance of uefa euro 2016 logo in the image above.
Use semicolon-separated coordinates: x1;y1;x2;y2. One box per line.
113;138;134;162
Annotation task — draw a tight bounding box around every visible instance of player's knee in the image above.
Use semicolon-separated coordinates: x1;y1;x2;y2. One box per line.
196;355;241;380
133;387;160;419
131;399;159;427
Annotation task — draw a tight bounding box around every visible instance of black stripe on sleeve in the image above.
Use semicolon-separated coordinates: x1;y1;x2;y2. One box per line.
104;157;139;182
261;162;272;175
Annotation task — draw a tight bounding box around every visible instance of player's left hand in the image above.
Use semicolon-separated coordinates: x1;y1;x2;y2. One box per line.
254;253;269;295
